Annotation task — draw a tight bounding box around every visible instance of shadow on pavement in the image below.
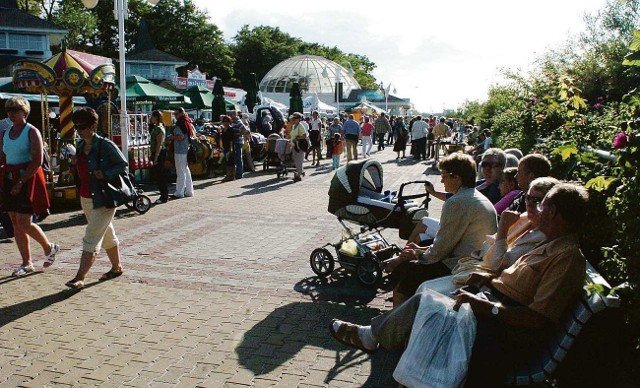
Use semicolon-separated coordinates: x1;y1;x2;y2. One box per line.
38;213;86;232
293;269;391;306
235;301;401;386
0;280;100;328
227;178;292;198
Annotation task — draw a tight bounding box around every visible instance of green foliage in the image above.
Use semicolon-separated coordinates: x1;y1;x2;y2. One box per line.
51;0;98;50
231;25;301;86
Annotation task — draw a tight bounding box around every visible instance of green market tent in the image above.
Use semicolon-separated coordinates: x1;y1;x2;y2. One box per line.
183;84;235;111
117;75;188;105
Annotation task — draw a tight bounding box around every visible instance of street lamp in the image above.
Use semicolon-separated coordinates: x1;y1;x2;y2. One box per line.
81;0;160;160
322;61;354;117
380;81;397;114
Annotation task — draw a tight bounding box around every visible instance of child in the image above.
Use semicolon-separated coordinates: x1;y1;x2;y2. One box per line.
332;133;344;170
494;167;521;215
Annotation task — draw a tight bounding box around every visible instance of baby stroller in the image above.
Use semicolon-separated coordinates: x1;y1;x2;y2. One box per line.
309;160;430;286
124;173;151;214
263;133;293;178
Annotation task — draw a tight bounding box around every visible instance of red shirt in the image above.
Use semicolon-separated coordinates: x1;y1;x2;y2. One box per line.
77;152;92;198
361;122;374;136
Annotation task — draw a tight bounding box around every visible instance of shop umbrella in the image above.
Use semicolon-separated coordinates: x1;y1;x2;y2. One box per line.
184;84;213;110
118;75;187;105
288;82;304;117
211;78;227;121
244;72;260;114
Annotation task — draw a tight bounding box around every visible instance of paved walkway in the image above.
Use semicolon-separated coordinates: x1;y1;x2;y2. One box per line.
0;146;445;387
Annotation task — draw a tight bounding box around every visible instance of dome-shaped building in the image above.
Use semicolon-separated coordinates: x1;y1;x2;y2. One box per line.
259;55;360;107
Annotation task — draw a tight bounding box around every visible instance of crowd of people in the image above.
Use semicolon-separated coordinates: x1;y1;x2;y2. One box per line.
1;98;595;384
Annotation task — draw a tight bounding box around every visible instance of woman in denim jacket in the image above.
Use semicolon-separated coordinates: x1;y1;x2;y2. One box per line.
66;107;127;289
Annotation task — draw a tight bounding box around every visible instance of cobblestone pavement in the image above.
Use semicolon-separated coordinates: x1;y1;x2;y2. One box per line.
0;147;445;387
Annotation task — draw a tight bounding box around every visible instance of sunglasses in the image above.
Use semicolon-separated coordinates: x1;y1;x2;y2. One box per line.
481;161;500;168
525;194;544;204
5;107;22;113
441;172;456;179
75;124;92;131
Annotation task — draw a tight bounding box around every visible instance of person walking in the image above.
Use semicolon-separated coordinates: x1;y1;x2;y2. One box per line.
229;110;246;179
0;96;59;276
326;117;343;160
411;116;428;160
360;116;374;158
308;111;323;166
331;133;344;170
65;107;125;289
149;110;168;204
288;112;308;182
393;116;408;159
220;115;236;182
169;108;194;197
374;113;392;151
342;114;361;162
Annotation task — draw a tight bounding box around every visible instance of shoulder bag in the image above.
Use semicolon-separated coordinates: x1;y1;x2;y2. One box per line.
97;138;136;208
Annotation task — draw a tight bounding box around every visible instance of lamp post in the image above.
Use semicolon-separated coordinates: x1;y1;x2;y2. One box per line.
323;61;353;117
81;0;160;161
380;81;397;114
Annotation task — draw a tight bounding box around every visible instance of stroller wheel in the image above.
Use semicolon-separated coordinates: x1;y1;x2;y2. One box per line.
133;195;151;214
356;258;382;287
309;248;335;277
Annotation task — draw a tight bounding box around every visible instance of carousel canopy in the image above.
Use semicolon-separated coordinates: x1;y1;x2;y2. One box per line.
12;48;115;96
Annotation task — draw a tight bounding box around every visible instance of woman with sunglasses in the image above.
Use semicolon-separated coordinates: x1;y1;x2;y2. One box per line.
65;107;127;289
424;147;506;204
1;96;59;276
382;153;498;306
475;148;506;204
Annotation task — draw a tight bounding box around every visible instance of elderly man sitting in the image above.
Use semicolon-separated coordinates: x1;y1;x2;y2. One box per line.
330;183;589;387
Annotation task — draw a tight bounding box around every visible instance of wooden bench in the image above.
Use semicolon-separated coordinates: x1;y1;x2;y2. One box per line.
504;262;621;385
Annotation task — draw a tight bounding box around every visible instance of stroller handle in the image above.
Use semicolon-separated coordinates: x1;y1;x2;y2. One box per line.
396;180;431;211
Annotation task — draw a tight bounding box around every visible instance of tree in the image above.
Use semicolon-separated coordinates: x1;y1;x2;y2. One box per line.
143;0;234;81
231;25;301;86
51;0;98;51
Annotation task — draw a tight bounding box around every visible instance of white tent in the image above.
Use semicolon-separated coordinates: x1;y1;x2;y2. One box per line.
303;93;337;116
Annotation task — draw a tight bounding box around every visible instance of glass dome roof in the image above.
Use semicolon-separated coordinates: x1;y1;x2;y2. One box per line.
259;55;360;95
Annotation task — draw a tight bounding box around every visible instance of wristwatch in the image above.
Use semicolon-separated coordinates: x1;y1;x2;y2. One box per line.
491;303;501;316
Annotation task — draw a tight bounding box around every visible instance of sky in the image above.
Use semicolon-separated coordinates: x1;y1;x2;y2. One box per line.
193;0;608;113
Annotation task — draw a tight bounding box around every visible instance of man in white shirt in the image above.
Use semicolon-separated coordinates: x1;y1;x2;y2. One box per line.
411;116;428;160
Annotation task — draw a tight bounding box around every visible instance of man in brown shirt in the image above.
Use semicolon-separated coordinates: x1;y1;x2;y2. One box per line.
329;183;589;386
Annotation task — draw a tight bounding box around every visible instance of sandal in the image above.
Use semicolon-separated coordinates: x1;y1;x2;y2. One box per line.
329;319;378;354
12;265;35;277
43;243;59;268
99;269;123;281
65;278;85;290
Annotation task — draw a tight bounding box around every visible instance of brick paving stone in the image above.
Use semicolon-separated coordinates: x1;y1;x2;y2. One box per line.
0;151;443;386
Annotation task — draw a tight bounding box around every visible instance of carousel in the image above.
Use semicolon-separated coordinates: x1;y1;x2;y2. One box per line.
11;43;116;207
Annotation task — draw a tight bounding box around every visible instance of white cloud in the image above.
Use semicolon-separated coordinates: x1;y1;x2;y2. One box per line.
192;0;607;112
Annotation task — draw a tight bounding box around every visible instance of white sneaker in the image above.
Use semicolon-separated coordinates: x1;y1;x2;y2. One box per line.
12;264;35;277
43;243;59;268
